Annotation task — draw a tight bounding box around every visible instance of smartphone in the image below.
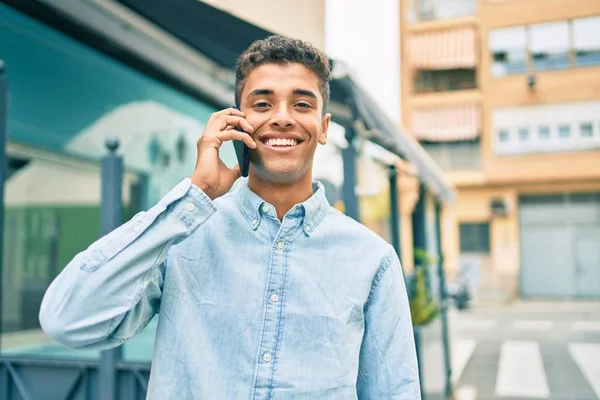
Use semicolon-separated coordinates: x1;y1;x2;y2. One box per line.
232;106;251;177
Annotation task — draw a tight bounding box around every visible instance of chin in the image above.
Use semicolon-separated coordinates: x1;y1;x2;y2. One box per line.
251;162;309;185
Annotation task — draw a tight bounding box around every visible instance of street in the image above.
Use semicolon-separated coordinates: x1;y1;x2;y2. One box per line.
422;301;600;400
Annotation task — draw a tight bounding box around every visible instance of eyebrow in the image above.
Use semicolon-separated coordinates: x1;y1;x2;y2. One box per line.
293;89;318;100
246;89;274;98
245;88;318;101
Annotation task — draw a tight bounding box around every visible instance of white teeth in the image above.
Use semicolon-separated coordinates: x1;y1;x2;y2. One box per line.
265;138;298;147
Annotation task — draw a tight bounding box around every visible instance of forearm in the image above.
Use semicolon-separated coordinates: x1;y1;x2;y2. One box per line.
39;178;216;348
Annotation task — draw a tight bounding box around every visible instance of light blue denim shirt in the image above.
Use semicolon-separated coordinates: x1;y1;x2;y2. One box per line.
40;177;420;399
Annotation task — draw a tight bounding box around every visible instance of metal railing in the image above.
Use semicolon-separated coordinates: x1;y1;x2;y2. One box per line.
414;69;477;93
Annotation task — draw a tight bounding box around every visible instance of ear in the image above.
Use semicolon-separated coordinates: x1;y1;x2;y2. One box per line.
319;113;331;145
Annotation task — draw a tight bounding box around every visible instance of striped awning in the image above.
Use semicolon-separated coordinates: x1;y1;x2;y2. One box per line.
411;104;480;142
408;27;478;69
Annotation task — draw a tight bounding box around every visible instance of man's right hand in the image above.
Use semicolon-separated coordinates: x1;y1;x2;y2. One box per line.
190;108;257;200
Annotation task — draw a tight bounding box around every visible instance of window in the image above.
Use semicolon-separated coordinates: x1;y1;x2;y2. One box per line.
580;122;594;137
538;125;551;140
529;22;570;70
497;129;510;142
460;223;490;253
573;17;600;66
490;27;527;76
416;0;476;22
518;127;530;141
558;124;571;139
490;18;600;75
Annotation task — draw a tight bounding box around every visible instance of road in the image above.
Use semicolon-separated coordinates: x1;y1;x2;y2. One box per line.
421;301;600;400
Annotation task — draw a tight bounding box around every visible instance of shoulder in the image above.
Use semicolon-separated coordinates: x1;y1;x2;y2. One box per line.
322;207;394;260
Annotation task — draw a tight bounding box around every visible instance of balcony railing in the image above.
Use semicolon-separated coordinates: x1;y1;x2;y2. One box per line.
414;69;477;93
421;139;481;170
416;0;476;22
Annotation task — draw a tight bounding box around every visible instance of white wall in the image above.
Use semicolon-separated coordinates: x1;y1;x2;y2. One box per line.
201;0;326;50
325;0;401;123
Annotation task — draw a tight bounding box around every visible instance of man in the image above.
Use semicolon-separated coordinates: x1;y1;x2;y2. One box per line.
40;35;420;399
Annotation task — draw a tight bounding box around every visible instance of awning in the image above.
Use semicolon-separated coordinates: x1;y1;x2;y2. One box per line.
411;104;480;142
334;71;454;202
408;27;478;70
15;0;455;202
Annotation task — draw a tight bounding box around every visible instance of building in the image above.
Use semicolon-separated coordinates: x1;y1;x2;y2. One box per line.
400;0;600;301
0;0;453;398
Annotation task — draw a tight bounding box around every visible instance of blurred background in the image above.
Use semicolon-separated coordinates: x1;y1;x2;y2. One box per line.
0;0;599;399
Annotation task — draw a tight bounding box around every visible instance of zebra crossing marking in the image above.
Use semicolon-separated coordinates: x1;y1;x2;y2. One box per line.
495;340;550;398
572;321;600;332
423;339;476;393
456;385;477;400
512;320;554;331
569;342;600;399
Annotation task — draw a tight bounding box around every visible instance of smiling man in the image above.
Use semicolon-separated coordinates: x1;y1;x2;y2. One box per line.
40;36;420;399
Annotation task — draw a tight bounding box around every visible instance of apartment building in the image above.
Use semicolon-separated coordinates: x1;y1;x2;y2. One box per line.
401;0;600;301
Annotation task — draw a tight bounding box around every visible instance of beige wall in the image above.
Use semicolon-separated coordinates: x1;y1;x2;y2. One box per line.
442;180;600;301
201;0;325;49
478;0;600;185
400;0;600;301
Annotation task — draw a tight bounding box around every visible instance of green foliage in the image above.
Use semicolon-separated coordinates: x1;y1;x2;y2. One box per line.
409;248;440;327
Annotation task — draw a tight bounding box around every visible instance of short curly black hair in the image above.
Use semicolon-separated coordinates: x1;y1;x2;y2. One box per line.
235;35;331;114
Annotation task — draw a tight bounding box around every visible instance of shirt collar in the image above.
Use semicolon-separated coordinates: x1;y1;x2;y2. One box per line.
235;178;330;236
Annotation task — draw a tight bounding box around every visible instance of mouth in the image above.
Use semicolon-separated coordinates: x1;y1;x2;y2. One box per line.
260;138;302;148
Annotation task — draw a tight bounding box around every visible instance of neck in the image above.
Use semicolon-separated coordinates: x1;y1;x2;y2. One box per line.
248;171;313;221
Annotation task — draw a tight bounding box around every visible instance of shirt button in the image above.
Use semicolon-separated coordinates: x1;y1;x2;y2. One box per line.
305;224;311;232
263;352;272;363
262;204;270;213
277;241;284;250
251;218;258;226
270;293;279;303
186;203;195;212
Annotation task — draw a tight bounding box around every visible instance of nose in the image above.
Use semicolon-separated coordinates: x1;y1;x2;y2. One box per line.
269;104;295;129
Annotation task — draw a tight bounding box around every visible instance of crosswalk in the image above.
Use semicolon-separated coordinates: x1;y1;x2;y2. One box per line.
422;319;600;399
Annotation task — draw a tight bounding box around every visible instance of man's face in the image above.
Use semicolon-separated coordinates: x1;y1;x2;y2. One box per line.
239;62;331;184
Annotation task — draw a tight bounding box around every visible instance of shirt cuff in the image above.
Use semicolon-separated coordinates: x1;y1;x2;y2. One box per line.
168;178;218;233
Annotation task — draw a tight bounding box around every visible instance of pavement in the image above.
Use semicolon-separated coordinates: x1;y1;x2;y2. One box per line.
421;301;600;400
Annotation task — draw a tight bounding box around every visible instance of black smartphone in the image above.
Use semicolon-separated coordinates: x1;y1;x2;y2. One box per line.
232;106;251;177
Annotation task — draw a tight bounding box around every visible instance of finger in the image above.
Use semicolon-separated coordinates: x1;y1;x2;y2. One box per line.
215;128;257;148
217;107;245;118
207;108;245;125
219;115;255;133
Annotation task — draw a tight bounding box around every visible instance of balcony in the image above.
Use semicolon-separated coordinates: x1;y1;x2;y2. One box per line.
414;68;477;93
421;139;481;170
414;0;476;22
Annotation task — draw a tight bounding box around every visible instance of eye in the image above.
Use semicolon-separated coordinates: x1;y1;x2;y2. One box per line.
295;102;313;109
254;102;271;109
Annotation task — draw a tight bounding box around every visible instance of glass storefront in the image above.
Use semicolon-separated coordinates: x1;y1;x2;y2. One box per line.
0;3;235;362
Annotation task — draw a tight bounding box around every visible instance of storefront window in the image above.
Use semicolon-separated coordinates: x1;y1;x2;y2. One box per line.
0;3;231;362
1;149;141;360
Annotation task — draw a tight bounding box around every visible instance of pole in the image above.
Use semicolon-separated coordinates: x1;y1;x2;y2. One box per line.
99;137;123;400
436;200;454;399
0;60;7;351
341;127;360;221
412;184;427;400
388;165;402;265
